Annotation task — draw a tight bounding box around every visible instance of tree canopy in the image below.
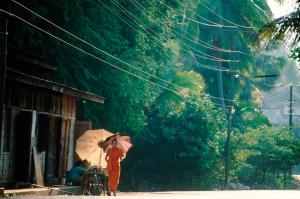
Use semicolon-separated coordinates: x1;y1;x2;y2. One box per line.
5;0;300;190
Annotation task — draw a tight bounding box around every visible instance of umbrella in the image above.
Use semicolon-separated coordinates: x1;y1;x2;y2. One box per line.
99;133;132;154
75;129;113;168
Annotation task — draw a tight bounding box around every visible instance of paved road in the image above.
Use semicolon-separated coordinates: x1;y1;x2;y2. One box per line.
10;191;300;199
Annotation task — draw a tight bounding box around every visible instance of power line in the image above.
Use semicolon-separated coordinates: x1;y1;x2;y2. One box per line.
279;100;295;104
192;97;234;109
178;54;235;72
11;0;238;102
131;0;241;54
198;0;254;29
249;0;269;17
1;7;236;105
12;0;238;89
0;9;182;95
97;0;237;73
112;0;236;62
98;0;239;102
133;0;220;28
260;82;285;87
139;0;227;48
139;0;252;57
110;0;239;63
156;0;238;29
11;0;187;91
177;1;221;26
171;24;239;53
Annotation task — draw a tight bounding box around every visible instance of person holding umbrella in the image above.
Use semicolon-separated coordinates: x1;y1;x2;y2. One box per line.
105;139;124;196
100;133;132;196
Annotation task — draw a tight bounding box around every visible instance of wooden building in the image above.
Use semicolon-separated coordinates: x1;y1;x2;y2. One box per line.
0;47;104;187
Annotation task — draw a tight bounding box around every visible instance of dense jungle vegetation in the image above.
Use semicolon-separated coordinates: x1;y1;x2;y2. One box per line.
7;0;300;190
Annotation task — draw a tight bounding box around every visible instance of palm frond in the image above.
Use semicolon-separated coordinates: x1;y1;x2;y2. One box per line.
155;70;205;111
171;71;205;94
259;7;300;46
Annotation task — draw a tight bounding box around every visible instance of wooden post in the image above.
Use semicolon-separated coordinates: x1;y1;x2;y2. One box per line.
28;111;37;182
67;119;75;170
289;85;293;130
224;25;237;190
0;187;4;197
32;146;44;186
0;0;9;137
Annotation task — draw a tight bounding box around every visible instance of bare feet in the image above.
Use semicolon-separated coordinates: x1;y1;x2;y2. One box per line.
107;190;111;196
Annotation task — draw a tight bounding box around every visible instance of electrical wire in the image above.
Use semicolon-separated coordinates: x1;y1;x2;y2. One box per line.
2;7;236;105
97;0;238;73
0;8;182;95
110;0;239;63
11;0;239;102
129;0;237;55
261;82;285;87
249;0;269;17
156;0;238;28
177;0;232;27
11;0;187;91
131;0;253;59
138;0;253;56
290;84;300;87
177;54;235;72
105;0;238;101
198;0;254;29
132;0;219;28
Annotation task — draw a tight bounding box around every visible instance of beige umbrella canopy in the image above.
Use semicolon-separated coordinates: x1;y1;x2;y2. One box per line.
75;129;113;168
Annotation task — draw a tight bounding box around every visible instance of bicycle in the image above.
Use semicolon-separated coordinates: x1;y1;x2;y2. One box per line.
82;167;107;195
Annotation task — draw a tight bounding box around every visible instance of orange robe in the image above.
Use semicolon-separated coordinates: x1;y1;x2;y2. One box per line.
106;147;124;190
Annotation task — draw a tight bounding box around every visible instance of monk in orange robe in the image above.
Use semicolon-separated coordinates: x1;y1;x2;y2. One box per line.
105;139;124;196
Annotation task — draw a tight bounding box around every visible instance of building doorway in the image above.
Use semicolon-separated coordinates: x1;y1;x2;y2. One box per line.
15;111;34;183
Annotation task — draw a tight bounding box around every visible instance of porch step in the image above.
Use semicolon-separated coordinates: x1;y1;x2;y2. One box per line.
3;185;82;196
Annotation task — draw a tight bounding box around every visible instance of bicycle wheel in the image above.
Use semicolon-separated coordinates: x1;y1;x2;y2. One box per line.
82;185;91;195
90;175;101;195
82;175;92;195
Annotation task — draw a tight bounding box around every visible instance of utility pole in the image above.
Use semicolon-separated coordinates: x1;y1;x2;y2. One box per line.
289;85;293;130
0;0;9;133
224;60;236;189
212;0;232;189
224;93;233;189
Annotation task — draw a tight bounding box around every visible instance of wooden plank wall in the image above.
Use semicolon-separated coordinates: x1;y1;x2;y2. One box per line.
6;86;62;116
58;95;77;177
1;92;78;180
61;95;76;118
67;119;75;170
0;108;17;182
58;119;70;177
45;117;59;178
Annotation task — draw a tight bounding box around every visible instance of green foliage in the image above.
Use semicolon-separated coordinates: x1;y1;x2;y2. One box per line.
290;47;300;63
232;127;300;188
6;0;299;191
156;70;205;116
233;101;271;132
121;95;227;191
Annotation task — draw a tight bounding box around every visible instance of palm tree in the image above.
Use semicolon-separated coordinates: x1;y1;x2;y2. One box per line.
155;70;205;114
177;0;275;187
177;0;273;107
259;0;300;45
